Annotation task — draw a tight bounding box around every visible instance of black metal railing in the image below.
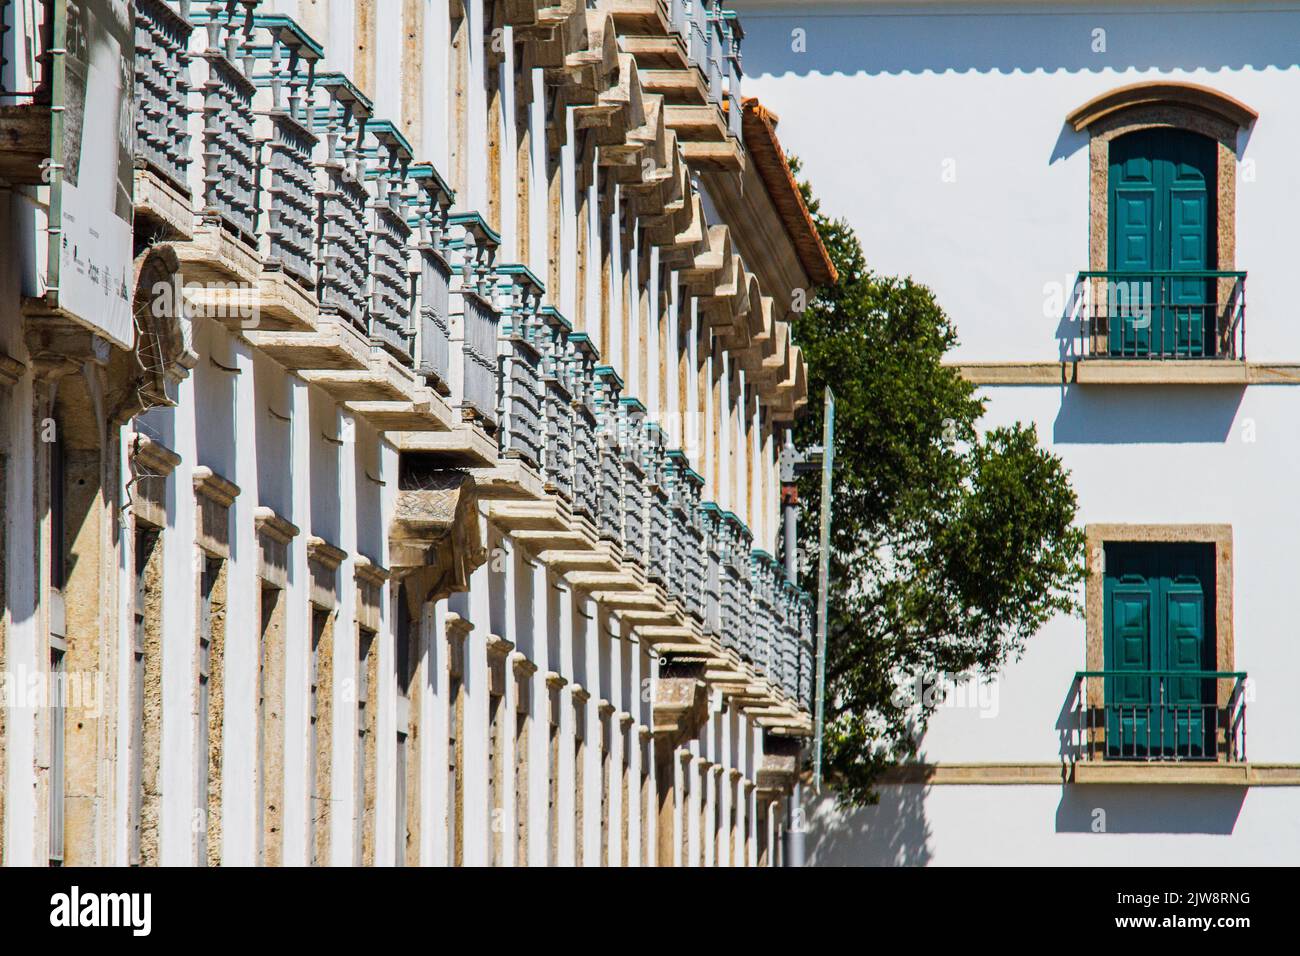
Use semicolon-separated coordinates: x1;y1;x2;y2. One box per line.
1072;271;1246;361
1069;670;1248;762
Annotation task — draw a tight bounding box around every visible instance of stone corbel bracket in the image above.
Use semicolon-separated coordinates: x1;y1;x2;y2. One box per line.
486;633;515;697
254;505;301;590
652;673;709;747
193;465;241;559
354;555;391;634
390;470;485;616
307;535;346;610
755;736;802;798
127;431;182;530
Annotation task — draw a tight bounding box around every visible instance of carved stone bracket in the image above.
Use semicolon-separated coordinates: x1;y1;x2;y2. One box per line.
193;465;240;558
307;536;346;609
390;470;485;616
354;555;390;633
755;734;802;798
652;674;709;746
510;651;537;713
254;506;301;589
127;431;181;529
445;611;472;679
486;633;515;696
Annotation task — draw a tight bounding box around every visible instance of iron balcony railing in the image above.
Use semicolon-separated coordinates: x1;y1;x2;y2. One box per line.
538;306;574;500
250;15;323;289
566;333;600;522
685;0;708;73
314;72;373;334
1072;270;1247;361
409;162;456;392
721;9;742;139
618;398;648;566
363;121;416;359
704;1;725;107
134;0;193;194
461;293;501;426
495;265;545;468
668;0;689;45
593;366;624;544
190;2;260;243
449;213;502;428
1069;670;1248;763
642;423;671;584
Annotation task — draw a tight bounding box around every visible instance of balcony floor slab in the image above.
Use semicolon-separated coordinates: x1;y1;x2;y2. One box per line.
244;320;371;371
134;168;195;242
346;392;455;432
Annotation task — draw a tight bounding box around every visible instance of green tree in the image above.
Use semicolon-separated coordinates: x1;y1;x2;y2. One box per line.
790;158;1086;805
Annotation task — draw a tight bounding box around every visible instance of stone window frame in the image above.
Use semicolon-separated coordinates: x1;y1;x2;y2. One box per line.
306;536;346;612
544;670;567;866
1083;523;1237;756
510;651;537;866
570;682;591;866
192;465;238;866
1068;82;1258;280
445;612;472;867
252;507;297;866
484;632;514;867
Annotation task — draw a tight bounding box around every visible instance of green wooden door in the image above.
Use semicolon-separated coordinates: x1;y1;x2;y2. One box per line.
1108;129;1216;357
1103;542;1215;757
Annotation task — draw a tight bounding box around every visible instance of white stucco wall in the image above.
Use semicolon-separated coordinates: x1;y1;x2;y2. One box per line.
737;0;1300;361
737;0;1300;863
807;782;1300;866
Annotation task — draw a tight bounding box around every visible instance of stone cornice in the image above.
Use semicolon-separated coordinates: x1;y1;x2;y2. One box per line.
127;432;182;476
353;554;391;587
192;465;240;506
950;360;1300;387
510;651;538;678
485;633;515;660
254;505;300;543
307;536;347;570
875;761;1300;787
444;611;473;644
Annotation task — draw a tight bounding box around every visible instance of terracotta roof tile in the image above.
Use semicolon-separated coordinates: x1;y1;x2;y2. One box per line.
738;97;838;286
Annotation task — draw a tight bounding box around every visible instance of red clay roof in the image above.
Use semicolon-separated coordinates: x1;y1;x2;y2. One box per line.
739;97;838;287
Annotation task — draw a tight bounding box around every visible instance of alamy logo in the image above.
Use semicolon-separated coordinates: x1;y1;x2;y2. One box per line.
49;886;151;937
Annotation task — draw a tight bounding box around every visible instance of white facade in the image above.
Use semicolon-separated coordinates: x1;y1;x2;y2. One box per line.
737;0;1300;864
0;0;822;866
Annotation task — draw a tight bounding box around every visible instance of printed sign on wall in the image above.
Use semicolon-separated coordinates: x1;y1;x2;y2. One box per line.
49;0;135;348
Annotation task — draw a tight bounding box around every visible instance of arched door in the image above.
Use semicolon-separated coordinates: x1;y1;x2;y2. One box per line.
1108;128;1217;357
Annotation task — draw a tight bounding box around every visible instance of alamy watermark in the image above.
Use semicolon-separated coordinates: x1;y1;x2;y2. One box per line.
0;666;103;718
891;670;1001;719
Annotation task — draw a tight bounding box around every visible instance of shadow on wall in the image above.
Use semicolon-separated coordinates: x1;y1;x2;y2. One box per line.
1056;785;1247;834
807;781;934;866
1052;385;1244;444
737;6;1300;77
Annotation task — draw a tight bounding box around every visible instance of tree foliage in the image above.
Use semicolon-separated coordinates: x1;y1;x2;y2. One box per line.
789;158;1087;805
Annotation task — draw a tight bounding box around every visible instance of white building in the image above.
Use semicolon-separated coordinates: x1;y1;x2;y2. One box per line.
737;0;1300;864
0;0;830;866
